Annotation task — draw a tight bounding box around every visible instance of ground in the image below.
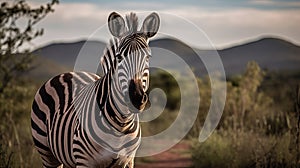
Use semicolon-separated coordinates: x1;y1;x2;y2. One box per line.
135;140;193;168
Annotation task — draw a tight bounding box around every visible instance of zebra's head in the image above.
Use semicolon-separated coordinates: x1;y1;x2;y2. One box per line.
107;12;160;112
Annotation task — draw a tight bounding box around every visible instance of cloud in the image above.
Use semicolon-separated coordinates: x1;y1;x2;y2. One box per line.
32;2;171;47
31;2;300;50
250;0;300;8
168;7;300;47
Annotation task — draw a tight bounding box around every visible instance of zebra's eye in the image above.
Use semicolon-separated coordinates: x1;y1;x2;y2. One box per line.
116;54;122;62
146;55;151;62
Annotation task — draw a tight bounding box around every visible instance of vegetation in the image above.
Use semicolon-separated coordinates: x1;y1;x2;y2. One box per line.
0;0;58;167
0;0;58;93
191;62;300;167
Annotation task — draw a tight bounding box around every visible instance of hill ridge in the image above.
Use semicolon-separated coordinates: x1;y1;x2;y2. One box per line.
31;36;300;79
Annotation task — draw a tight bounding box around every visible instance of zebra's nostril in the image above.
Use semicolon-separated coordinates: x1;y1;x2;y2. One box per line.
142;94;148;104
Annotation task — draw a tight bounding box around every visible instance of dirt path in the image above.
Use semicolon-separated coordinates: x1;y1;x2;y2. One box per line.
135;141;193;168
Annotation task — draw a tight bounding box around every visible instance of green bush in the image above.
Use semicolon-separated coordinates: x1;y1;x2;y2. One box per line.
192;130;297;168
191;62;300;167
149;70;181;110
0;81;42;167
191;131;233;168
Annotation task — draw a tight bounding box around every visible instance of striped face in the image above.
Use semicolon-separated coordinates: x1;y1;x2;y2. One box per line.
107;12;160;111
116;34;151;94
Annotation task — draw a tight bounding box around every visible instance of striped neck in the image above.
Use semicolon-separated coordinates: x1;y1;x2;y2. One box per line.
97;64;137;133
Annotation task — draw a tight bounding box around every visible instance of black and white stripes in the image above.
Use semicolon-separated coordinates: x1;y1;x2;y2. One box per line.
31;12;160;168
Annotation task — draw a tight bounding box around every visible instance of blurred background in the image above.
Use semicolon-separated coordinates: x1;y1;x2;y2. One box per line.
1;0;300;167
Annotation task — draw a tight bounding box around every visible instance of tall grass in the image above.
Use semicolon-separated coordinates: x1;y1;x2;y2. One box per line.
191;130;297;168
191;62;300;167
0;80;42;167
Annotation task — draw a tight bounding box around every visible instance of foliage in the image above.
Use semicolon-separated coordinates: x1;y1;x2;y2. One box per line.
262;70;300;112
191;130;296;168
0;0;58;167
191;61;300;167
289;85;300;165
149;69;181;110
0;81;42;167
140;108;179;137
223;61;273;132
188;77;211;138
141;70;185;136
191;131;233;168
0;143;12;168
0;0;58;93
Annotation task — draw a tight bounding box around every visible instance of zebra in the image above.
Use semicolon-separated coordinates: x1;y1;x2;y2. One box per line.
31;12;160;168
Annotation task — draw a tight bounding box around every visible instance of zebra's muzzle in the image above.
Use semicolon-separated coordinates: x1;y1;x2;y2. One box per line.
127;79;148;113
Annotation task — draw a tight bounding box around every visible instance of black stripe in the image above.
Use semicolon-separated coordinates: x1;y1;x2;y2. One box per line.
42;163;59;168
63;73;73;111
31;119;47;136
96;77;108;108
60;109;72;167
50;75;65;115
32;136;49;151
105;97;126;127
73;154;86;161
50;112;58;154
74;139;94;159
39;85;55;122
107;52;113;69
81;126;98;153
32;100;46;124
107;159;118;167
67;107;76;153
75;162;88;167
54;114;63;162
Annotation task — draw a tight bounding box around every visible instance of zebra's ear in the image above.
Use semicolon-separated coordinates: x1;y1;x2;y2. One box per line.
108;12;126;38
141;12;160;38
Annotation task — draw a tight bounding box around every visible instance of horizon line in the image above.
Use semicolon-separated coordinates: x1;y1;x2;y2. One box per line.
32;34;300;52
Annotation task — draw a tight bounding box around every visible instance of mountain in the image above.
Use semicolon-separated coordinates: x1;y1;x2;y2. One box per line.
33;40;106;68
28;56;71;81
219;37;300;75
150;37;300;76
31;37;300;79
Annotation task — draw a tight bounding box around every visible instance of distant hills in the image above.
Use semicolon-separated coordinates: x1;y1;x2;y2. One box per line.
219;37;300;75
30;37;300;80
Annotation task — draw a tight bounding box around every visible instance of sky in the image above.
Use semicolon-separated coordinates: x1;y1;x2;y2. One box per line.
26;0;300;49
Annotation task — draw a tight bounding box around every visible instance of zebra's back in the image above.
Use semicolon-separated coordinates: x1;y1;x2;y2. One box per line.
31;71;99;167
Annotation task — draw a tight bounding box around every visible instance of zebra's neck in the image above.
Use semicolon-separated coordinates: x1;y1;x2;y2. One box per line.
76;74;138;152
101;37;132;116
96;62;137;133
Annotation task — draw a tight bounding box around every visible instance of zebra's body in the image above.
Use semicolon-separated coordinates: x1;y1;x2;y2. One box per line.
31;12;160;168
32;71;138;167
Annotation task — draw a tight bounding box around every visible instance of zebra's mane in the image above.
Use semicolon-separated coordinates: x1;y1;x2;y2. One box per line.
125;13;138;35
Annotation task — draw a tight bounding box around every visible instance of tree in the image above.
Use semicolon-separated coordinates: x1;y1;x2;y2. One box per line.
0;0;59;93
224;61;274;132
0;1;58;167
